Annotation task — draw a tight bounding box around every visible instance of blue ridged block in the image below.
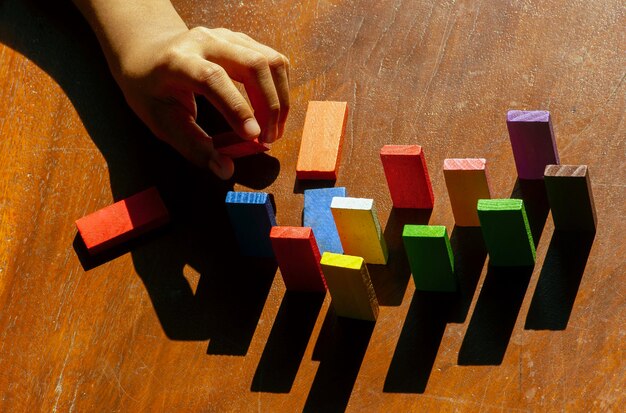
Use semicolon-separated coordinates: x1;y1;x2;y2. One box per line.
225;191;276;257
303;187;346;255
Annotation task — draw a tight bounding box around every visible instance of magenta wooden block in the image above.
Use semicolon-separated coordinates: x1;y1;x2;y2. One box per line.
507;110;559;180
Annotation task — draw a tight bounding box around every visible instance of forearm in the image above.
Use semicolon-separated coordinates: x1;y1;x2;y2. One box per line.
72;0;187;77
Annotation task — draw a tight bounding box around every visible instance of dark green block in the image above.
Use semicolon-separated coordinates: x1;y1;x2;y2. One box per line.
477;199;536;266
544;165;597;232
402;225;456;292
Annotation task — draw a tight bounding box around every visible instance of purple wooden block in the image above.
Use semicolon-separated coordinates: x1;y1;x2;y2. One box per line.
506;110;560;180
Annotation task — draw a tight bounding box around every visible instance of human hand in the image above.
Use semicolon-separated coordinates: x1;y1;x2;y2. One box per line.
114;26;290;179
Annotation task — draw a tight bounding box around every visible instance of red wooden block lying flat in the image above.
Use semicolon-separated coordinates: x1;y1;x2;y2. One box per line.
75;187;170;255
296;101;348;180
270;226;327;292
213;132;269;159
380;145;434;209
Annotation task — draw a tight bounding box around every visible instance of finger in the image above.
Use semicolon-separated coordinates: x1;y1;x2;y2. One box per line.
218;32;291;140
170;55;262;142
193;40;282;144
153;104;235;179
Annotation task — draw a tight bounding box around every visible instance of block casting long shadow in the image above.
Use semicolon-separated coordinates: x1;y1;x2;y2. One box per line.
383;291;455;393
368;208;432;306
447;226;487;323
510;179;550;247
458;266;533;365
303;310;374;413
525;231;595;330
251;292;325;393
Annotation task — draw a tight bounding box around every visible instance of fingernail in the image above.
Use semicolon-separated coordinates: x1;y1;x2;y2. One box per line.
242;118;261;139
263;123;278;144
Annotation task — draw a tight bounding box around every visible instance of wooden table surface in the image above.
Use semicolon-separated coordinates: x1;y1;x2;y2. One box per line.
1;0;624;411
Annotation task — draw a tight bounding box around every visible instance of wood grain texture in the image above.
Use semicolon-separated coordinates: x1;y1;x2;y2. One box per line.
380;144;435;209
320;253;379;322
402;225;456;292
75;186;170;254
544;164;597;232
507;110;560;180
270;226;327;292
296;101;348;180
443;158;491;226
1;0;624;411
225;191;277;257
478;199;537;267
331;197;388;265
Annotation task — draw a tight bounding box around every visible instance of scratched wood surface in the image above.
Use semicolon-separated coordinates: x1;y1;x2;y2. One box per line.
0;0;624;411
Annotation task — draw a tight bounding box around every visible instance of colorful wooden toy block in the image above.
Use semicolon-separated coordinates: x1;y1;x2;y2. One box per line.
75;187;170;255
320;252;379;321
296;101;348;180
477;199;536;266
402;225;456;292
544;165;597;232
443;158;491;226
507;110;559;180
270;226;327;292
330;197;388;264
213;132;269;159
303;187;346;254
225;191;276;257
380;144;434;209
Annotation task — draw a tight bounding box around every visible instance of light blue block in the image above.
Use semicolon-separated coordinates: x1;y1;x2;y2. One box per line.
303;187;346;255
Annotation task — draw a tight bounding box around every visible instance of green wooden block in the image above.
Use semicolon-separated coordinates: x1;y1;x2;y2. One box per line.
402;225;456;292
477;199;536;266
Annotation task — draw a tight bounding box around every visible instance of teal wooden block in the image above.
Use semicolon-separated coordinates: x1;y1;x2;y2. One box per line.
477;199;536;266
402;225;456;292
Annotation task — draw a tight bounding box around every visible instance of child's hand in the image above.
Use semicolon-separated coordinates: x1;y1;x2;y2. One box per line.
117;27;290;179
73;0;290;179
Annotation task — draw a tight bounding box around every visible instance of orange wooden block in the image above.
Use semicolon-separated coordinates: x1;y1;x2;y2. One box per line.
75;187;170;255
296;101;348;180
443;158;492;227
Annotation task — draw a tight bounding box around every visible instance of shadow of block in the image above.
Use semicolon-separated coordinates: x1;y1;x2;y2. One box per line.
525;231;595;330
251;292;325;393
293;179;338;194
383;291;454;393
368;208;432;306
447;226;487;323
231;154;281;190
458;266;532;365
303;310;374;413
72;225;170;271
203;257;277;355
510;179;550;247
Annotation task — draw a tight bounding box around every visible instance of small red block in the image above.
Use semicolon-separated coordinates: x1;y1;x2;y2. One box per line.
270;226;327;292
75;187;170;255
213;132;269;159
380;145;434;209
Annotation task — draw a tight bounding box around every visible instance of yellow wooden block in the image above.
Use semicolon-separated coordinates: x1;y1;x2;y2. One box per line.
330;197;388;264
320;252;379;321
